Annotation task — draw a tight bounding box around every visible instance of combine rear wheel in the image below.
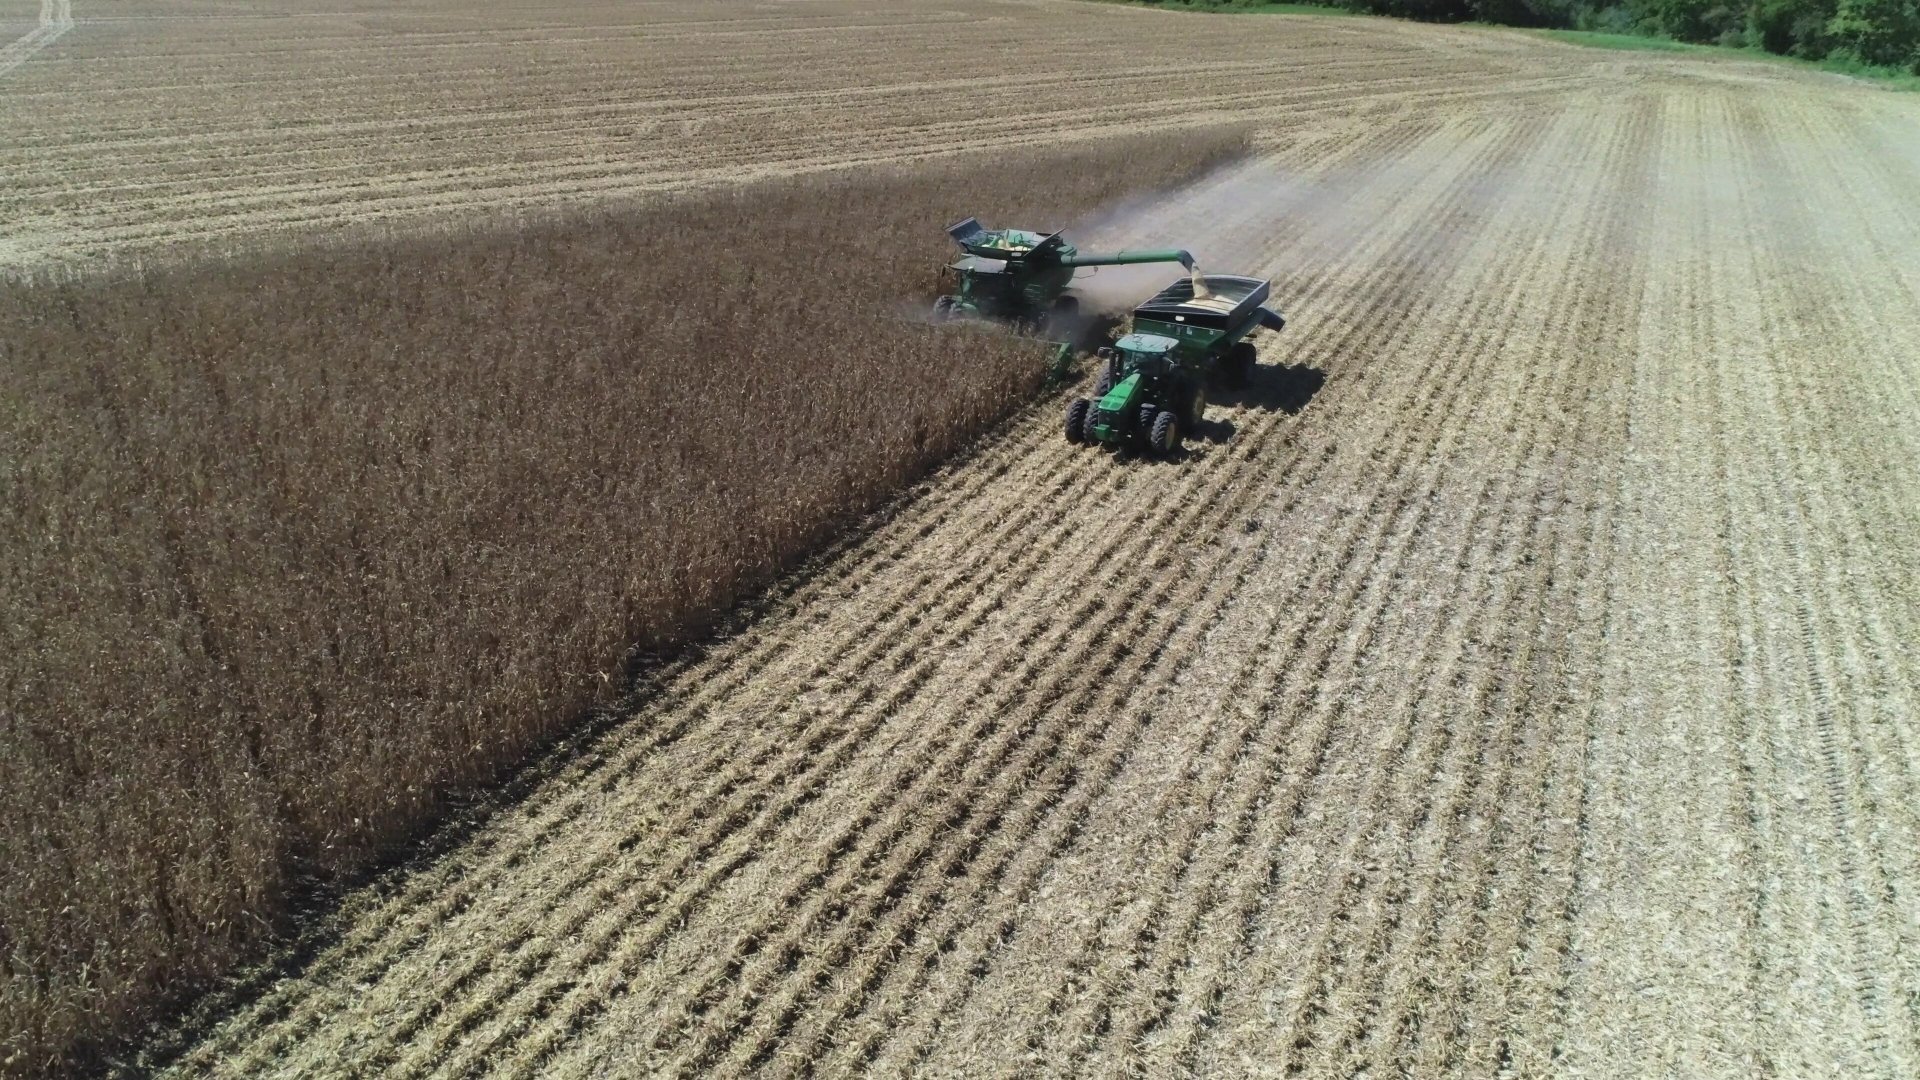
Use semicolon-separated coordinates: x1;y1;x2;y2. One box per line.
1149;409;1181;455
1065;399;1091;444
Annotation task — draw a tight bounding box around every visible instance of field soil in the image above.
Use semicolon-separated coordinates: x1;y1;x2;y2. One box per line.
4;1;1917;1076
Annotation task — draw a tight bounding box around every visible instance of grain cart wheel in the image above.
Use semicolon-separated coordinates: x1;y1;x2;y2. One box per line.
1149;409;1181;455
1183;382;1208;430
1065;398;1092;444
932;295;956;321
1226;341;1257;388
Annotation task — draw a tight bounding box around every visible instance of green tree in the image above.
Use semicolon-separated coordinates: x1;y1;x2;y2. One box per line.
1826;0;1920;66
1627;0;1746;40
1748;0;1837;56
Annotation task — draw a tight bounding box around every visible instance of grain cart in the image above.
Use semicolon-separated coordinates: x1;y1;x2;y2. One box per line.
1064;274;1286;455
933;217;1195;335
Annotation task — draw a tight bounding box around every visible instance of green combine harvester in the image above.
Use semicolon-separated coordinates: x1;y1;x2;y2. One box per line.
933;217;1196;334
1065;274;1287;455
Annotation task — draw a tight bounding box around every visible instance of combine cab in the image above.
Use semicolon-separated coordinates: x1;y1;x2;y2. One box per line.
1065;274;1286;455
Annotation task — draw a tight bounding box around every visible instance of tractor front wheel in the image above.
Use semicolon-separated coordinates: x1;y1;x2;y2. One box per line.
1149;409;1181;455
1065;398;1092;444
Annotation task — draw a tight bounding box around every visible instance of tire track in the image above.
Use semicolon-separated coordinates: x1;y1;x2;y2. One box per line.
1723;95;1920;1075
1380;94;1661;1080
0;0;70;77
1729;98;1908;1077
1435;92;1672;1080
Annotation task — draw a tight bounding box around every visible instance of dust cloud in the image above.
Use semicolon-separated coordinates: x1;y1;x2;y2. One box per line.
1064;154;1528;315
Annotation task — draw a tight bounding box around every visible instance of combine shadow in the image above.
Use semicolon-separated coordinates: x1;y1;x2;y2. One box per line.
1217;361;1326;415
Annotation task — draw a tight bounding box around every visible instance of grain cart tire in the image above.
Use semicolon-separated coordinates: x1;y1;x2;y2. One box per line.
1065;399;1092;444
1183;382;1207;429
932;295;956;321
1149;409;1180;455
1225;341;1257;388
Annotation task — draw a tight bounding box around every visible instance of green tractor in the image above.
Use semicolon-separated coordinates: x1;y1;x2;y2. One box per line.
1065;274;1286;456
933;217;1196;336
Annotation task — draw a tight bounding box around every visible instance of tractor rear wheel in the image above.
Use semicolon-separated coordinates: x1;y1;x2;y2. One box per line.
1149;409;1180;455
1094;357;1118;396
1065;398;1091;444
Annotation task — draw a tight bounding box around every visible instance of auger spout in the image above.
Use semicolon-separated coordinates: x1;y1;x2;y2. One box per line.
1059;248;1196;271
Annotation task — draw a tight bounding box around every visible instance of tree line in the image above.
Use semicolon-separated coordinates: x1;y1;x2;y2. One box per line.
1151;0;1920;74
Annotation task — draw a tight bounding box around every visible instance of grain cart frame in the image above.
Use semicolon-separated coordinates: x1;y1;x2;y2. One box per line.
1064;274;1286;455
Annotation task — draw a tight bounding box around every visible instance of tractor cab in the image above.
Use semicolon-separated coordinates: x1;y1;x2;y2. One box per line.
1106;333;1182;377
